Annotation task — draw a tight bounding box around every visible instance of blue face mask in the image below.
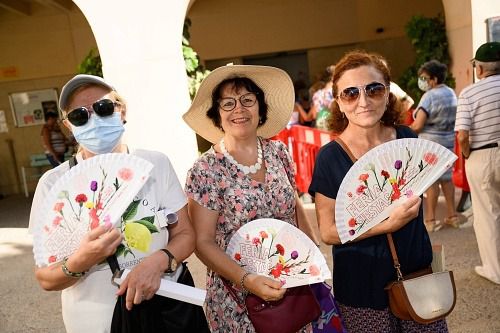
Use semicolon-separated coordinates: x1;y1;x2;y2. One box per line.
71;112;125;154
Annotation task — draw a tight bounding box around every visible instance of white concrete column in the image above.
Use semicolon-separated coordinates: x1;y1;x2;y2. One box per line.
72;0;198;181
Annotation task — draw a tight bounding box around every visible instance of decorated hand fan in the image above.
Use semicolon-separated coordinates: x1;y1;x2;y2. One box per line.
226;218;331;288
33;153;153;267
335;138;457;243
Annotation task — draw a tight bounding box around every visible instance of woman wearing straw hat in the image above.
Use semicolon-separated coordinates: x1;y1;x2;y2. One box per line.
183;64;318;332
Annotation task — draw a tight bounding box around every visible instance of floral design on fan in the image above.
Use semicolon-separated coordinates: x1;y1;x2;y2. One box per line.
347;149;439;236
49;167;135;235
232;227;320;283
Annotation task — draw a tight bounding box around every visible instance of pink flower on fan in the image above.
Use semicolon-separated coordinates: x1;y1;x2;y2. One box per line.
53;202;64;212
423;152;438;165
358;173;369;182
52;216;63;227
252;237;261;246
118;168;134;181
356;185;367;195
259;231;268;239
89;208;100;229
48;255;57;263
309;264;320;276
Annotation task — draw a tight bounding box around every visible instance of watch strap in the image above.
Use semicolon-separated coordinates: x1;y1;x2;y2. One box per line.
160;248;176;273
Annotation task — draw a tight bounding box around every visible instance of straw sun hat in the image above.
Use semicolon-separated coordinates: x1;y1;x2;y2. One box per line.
182;64;294;144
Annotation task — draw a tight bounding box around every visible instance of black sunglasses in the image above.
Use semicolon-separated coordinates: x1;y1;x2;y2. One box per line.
338;82;388;103
66;99;119;126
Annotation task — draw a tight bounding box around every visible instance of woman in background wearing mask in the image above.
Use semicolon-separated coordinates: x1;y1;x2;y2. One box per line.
410;60;459;232
29;74;196;333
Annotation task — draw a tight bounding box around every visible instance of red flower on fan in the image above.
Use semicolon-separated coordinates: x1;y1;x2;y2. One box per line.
348;218;357;227
423;152;438;165
234;253;242;261
356;185;367;195
48;255;57;263
358;173;369;182
271;263;284;278
276;244;285;256
75;193;87;204
381;170;390;178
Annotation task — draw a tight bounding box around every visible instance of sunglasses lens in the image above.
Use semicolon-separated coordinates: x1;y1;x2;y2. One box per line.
340;87;360;103
93;99;116;117
67;107;89;126
365;83;387;98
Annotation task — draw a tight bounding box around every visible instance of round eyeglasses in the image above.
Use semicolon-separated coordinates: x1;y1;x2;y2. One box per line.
65;99;120;126
337;82;388;104
218;92;258;111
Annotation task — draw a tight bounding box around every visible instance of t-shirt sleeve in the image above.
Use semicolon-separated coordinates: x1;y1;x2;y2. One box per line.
160;154;188;213
184;156;221;211
455;94;472;131
414;91;432;118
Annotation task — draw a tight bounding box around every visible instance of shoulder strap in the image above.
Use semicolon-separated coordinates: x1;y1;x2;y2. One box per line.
68;155;78;168
335;137;357;163
387;233;403;281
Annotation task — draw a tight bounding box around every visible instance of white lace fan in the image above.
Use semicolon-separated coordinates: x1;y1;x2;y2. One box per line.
335;138;457;244
226;218;331;288
33;153;153;267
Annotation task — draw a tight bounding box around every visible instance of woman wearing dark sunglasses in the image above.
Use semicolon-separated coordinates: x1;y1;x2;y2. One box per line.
29;74;196;333
309;51;448;332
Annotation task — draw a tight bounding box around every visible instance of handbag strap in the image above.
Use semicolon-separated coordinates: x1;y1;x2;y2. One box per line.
221;277;246;308
387;233;404;281
335;137;358;163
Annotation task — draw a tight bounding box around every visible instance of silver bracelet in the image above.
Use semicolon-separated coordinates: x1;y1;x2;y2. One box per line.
240;272;251;293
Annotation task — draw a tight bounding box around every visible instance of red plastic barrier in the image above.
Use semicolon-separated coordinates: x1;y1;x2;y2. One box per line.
287;125;337;193
452;134;470;191
270;128;290;145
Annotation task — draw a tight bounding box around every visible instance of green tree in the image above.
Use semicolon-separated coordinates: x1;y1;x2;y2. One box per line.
398;14;455;104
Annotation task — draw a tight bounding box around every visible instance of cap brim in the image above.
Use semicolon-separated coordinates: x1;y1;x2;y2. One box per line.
183;65;294;144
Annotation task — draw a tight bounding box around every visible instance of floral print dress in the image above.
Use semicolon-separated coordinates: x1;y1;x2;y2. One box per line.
185;138;311;332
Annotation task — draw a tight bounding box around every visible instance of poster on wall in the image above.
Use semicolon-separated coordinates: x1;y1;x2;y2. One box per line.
486;16;500;42
0;110;8;133
8;88;59;127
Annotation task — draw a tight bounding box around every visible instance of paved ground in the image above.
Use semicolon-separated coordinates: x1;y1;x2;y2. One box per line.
0;193;499;333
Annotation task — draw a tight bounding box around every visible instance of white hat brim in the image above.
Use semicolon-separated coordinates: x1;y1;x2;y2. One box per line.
183;64;294;144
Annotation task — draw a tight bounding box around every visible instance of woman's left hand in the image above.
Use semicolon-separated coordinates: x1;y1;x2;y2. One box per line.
116;251;165;310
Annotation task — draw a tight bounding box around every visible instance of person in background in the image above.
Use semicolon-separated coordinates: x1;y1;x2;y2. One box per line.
29;74;196;333
410;60;459;232
455;42;500;285
309;50;448;332
41;111;68;167
309;65;335;130
183;64;318;332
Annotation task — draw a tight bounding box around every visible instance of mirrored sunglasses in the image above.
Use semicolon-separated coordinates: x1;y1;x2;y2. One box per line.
218;92;258;111
66;99;119;126
338;82;388;104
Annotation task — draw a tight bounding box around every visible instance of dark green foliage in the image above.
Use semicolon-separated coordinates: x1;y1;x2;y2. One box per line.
398;14;456;104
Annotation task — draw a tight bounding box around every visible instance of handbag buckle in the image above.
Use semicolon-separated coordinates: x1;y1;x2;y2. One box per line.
111;269;125;287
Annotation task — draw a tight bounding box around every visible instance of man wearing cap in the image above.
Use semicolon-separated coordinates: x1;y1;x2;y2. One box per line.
455;42;500;285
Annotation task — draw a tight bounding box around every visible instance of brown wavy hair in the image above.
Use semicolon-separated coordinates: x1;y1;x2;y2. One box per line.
328;50;405;134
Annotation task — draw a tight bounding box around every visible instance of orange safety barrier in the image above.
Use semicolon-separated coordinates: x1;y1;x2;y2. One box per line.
278;125;337;194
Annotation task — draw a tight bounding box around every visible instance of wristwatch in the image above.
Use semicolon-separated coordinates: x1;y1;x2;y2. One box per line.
161;248;178;273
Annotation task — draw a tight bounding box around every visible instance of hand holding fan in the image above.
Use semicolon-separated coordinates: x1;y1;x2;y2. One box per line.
226;218;331;288
33;153;153;267
335;138;457;243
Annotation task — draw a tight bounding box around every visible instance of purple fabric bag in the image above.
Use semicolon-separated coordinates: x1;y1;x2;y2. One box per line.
310;282;347;333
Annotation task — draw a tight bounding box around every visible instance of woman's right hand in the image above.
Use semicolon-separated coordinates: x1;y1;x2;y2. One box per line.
68;225;123;273
383;196;422;233
244;274;286;302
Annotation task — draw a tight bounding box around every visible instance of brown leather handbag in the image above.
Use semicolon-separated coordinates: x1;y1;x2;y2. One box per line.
384;233;457;324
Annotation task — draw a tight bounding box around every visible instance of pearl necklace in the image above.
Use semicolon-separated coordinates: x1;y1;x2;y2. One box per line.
220;138;263;175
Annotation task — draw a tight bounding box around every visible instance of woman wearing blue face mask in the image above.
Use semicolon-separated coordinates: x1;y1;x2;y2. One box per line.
28;75;198;333
410;60;460;232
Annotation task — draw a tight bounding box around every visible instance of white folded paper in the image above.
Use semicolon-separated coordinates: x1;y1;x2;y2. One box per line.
113;268;207;307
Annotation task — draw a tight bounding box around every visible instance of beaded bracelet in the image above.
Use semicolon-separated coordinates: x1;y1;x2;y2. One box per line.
240;272;251;293
61;257;86;278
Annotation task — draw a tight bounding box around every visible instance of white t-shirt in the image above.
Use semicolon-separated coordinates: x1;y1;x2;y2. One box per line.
29;149;187;333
